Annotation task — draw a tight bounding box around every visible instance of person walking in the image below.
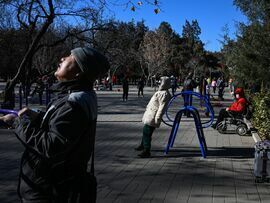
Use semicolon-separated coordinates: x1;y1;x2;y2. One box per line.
30;77;45;105
206;77;211;94
135;76;171;158
137;77;145;97
170;75;177;95
0;47;110;202
217;77;225;101
228;78;235;98
199;75;210;116
122;76;129;101
182;72;196;117
211;78;217;94
106;75;113;91
183;72;195;92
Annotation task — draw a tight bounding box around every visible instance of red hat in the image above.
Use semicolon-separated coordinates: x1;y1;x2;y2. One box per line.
235;87;244;96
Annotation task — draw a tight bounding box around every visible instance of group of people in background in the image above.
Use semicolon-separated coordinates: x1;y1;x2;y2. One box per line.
93;73;230;103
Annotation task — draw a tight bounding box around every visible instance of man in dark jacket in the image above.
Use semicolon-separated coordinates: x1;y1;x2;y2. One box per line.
137;77;145;97
183;72;195;92
217;77;225;100
122;76;129;101
0;47;110;202
182;72;195;117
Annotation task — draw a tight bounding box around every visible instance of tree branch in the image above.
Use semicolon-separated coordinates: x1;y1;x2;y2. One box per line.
11;0;55;84
36;0;49;17
27;0;34;26
17;3;28;29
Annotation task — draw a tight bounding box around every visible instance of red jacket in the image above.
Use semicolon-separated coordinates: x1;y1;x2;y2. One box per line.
228;97;247;112
228;87;247;112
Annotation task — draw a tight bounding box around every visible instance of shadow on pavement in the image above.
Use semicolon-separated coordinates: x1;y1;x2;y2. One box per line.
151;146;254;159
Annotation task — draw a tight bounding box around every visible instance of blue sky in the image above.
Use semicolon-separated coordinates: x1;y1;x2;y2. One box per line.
108;0;248;52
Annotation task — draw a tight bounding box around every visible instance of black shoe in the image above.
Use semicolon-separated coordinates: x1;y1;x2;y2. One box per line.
134;145;144;151
211;124;217;129
138;150;151;158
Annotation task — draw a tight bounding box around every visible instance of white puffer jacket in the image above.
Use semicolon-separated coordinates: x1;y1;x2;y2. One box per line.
142;76;172;128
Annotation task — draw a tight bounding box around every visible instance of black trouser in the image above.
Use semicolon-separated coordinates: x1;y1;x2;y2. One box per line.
171;86;176;95
213;86;216;94
138;88;144;96
123;90;128;101
215;109;240;125
218;87;224;100
215;109;229;125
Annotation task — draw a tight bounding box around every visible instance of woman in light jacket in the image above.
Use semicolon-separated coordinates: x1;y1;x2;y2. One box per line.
135;76;171;158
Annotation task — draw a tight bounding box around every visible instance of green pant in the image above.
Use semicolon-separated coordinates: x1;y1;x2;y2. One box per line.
142;124;156;150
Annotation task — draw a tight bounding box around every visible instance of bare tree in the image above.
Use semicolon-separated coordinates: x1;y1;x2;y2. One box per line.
0;0;105;107
140;27;172;86
0;0;161;108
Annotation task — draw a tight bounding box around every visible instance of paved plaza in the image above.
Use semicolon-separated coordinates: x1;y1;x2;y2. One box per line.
1;86;270;202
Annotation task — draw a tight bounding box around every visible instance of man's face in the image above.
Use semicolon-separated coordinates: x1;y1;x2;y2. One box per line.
54;54;81;81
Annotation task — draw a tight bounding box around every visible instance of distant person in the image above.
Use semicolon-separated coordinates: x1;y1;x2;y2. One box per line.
183;72;195;92
94;79;99;91
199;75;210;116
0;47;110;202
199;75;209;98
30;77;45;105
42;75;54;105
182;72;196;117
170;75;177;95
217;77;225;101
211;78;217;94
112;75;117;85
228;78;235;98
206;77;211;87
137;77;145;97
107;75;113;91
135;76;172;158
122;77;129;101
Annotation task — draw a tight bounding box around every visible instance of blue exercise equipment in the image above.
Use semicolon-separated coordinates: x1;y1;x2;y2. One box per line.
163;91;215;158
0;109;18;116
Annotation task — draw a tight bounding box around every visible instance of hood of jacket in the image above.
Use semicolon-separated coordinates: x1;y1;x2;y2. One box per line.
235;87;245;98
158;76;171;91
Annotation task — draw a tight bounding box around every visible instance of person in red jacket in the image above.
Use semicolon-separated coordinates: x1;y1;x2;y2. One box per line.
212;87;247;129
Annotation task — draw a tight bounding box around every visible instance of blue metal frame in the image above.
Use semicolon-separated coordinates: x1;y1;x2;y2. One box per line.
163;91;214;128
0;109;18;116
163;91;214;158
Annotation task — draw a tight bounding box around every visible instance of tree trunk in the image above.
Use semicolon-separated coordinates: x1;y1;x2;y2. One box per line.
2;11;54;109
2;81;15;109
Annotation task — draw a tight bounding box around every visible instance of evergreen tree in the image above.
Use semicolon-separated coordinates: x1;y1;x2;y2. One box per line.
221;0;270;88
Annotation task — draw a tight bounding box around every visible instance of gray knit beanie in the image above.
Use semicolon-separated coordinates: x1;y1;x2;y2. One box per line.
71;47;110;82
159;76;171;90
